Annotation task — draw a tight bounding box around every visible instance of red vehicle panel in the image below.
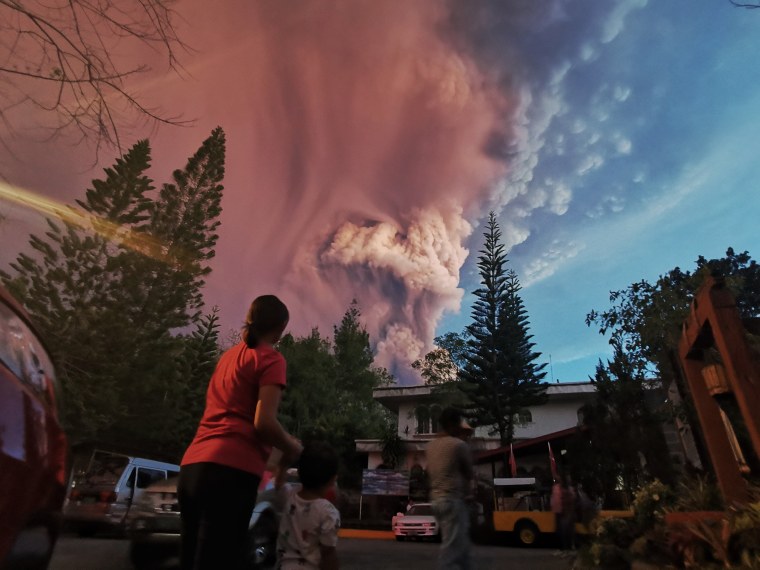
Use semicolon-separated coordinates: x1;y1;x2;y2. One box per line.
0;288;67;568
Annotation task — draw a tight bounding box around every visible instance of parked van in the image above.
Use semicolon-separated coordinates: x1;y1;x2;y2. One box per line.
64;450;179;535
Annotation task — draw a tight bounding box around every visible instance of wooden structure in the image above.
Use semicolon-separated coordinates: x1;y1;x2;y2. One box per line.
678;276;760;504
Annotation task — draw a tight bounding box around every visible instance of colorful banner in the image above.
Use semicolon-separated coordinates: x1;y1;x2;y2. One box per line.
361;469;410;496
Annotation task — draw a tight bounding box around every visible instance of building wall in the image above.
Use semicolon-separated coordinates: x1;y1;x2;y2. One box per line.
360;384;595;479
513;398;585;440
400;397;586;442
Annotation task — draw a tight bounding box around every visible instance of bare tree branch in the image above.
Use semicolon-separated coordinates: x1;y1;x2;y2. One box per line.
0;0;192;158
730;0;760;8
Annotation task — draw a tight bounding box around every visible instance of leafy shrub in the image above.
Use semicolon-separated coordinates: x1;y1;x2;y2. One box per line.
595;517;636;549
632;479;674;530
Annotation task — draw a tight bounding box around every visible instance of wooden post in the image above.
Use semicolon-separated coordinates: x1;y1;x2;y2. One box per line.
677;276;760;505
678;349;748;504
702;285;760;456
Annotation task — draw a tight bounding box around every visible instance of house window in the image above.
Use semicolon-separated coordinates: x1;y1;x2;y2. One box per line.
416;406;430;434
516;410;532;425
430;405;442;433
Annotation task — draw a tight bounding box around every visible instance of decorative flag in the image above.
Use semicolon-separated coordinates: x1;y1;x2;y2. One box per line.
548;441;559;482
509;444;517;477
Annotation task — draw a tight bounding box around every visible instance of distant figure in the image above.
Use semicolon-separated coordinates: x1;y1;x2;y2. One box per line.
575;483;597;527
426;408;474;570
406;498;415;512
276;442;341;570
551;474;577;551
179;295;303;570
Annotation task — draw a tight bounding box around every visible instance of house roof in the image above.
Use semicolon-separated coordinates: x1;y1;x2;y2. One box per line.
372;382;596;413
474;426;581;463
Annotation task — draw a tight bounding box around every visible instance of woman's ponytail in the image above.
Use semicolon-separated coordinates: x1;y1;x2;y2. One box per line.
243;323;260;348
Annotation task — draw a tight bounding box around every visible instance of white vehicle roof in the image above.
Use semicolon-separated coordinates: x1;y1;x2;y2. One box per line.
493;477;536;486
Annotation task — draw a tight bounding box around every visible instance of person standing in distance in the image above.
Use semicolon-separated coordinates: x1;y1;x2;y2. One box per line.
179;295;303;570
426;407;474;570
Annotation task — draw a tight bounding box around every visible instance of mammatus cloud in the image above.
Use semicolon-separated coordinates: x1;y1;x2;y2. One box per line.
522;239;583;286
462;0;648;288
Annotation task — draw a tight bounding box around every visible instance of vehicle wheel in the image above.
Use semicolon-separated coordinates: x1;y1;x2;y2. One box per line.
514;521;540;547
247;514;278;569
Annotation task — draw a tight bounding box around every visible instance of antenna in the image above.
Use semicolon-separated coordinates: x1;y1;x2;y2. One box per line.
549;354;555;383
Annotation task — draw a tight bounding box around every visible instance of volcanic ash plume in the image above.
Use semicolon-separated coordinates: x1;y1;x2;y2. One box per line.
321;208;472;378
240;1;510;382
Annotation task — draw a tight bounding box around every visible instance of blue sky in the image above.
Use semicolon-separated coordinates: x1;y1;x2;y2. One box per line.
441;0;760;382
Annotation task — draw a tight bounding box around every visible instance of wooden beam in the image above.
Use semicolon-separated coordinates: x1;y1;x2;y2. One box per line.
677;353;749;504
704;284;760;457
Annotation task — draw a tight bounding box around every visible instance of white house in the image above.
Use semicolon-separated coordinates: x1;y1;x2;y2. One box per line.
356;382;597;471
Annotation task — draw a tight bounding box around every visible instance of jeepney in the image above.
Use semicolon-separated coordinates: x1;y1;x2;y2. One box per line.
492;477;633;547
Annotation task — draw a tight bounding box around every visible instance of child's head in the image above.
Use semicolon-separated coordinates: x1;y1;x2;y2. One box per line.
298;441;339;493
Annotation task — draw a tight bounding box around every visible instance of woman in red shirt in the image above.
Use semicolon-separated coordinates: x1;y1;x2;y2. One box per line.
179;295;302;570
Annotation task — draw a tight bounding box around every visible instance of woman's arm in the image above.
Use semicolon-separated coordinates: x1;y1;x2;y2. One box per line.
254;385;302;460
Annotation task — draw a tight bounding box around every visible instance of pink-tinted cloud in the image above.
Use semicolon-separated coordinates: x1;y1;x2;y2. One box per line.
187;1;510;381
2;0;513;383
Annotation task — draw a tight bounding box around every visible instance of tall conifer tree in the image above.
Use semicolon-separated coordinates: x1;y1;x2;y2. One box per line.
459;212;547;446
2;129;226;453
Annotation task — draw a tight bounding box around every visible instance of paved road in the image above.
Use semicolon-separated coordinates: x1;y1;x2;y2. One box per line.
50;536;574;570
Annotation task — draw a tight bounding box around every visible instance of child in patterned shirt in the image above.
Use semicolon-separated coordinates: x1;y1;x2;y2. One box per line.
276;442;340;570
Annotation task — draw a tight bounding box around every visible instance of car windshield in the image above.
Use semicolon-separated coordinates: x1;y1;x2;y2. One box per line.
77;452;129;487
408;505;433;516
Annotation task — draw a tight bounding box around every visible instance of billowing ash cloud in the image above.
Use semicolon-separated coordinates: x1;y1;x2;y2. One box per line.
220;0;647;383
1;0;648;384
320;208;472;375
232;0;509;382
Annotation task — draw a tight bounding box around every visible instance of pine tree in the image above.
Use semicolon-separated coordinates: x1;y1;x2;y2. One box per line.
501;269;548;429
1;129;226;452
2;141;156;441
166;307;221;456
459;212;547;446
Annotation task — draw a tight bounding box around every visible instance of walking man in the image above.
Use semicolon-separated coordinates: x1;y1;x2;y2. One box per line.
426;408;474;570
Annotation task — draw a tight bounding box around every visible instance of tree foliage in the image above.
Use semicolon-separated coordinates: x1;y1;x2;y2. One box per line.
568;345;674;504
1;128;226;459
586;248;760;379
458;212;547;446
168;307;221;450
278;302;393;488
585;248;760;479
412;344;458;386
0;0;188;154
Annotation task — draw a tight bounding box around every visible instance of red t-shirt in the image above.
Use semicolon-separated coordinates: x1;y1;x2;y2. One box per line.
181;342;287;476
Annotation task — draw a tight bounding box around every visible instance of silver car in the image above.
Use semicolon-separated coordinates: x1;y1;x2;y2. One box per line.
127;473;290;570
